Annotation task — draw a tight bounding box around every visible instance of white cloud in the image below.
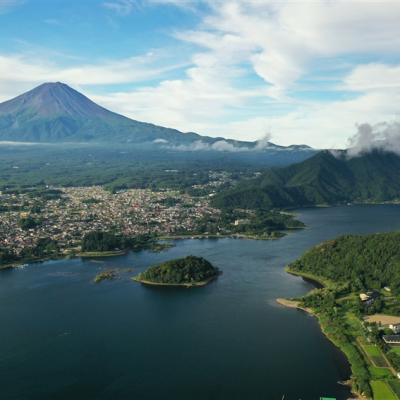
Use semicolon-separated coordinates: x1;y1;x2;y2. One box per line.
89;65;266;133
344;63;400;92
0;52;187;101
347;121;400;157
2;0;400;148
92;0;400;147
182;0;400;97
160;136;274;152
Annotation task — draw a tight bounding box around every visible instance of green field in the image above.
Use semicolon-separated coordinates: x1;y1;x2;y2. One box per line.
345;312;363;336
371;380;398;400
369;366;392;380
362;343;389;367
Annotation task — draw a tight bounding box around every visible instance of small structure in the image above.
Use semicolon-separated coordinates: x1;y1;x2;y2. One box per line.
389;324;400;334
359;293;370;301
359;291;379;306
384;286;391;292
382;335;400;345
233;219;250;226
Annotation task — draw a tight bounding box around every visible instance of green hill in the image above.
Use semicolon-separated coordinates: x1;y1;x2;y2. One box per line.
134;256;220;287
213;150;400;209
289;232;400;294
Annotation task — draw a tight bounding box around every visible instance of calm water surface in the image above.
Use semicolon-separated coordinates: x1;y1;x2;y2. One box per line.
1;205;400;400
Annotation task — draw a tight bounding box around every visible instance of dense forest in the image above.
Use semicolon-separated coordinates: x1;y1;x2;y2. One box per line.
289;232;400;294
135;256;220;285
81;231;159;253
214;150;400;210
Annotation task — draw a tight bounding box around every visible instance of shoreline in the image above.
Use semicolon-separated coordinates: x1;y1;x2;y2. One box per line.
285;267;332;289
275;298;315;315
277;269;367;400
132;274;218;288
78;250;127;258
0;232;288;271
158;232;285;241
0;250;126;271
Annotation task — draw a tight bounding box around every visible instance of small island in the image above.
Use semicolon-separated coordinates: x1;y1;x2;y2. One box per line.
133;256;220;287
93;269;117;283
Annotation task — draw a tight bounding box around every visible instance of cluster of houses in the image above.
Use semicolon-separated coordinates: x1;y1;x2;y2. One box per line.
0;186;221;256
360;291;400;344
383;323;400;344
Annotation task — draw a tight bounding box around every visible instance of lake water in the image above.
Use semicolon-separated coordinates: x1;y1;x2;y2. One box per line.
2;205;400;400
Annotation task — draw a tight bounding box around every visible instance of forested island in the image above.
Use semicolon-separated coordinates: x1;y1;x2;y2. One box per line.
134;256;220;287
283;232;400;399
94;269;117;283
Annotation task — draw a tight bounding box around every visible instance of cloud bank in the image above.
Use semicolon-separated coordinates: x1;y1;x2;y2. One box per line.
157;133;292;153
347;121;400;157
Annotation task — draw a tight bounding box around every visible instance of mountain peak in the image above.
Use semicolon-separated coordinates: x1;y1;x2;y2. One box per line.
0;81;112;121
38;81;67;87
34;81;72;92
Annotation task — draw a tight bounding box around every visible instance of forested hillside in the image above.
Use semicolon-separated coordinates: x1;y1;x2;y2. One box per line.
213;150;400;209
289;232;400;294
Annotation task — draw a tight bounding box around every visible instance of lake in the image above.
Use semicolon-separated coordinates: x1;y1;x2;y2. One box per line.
1;205;400;400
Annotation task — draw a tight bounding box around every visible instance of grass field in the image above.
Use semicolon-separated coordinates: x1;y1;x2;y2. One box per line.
369;366;392;380
345;312;363;336
362;343;389;367
371;380;398;400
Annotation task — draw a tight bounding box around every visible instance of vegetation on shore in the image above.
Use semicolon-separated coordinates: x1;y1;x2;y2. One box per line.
81;231;174;254
181;208;304;240
0;237;60;268
284;232;400;399
290;232;400;296
134;256;220;287
94;269;117;283
79;250;126;258
0;231;174;269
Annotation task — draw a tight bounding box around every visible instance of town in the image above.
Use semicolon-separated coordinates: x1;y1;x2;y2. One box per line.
0;185;221;259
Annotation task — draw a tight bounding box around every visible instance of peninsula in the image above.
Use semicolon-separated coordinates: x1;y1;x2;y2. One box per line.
279;232;400;400
133;256;220;287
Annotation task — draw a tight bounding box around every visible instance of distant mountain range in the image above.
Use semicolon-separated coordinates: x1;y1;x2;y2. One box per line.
213;150;400;209
0;82;312;154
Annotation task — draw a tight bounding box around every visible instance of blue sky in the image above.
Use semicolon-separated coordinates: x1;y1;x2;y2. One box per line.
1;0;400;148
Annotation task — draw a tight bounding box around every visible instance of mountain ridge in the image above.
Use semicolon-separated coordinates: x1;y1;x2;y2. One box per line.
213;150;400;209
0;82;314;153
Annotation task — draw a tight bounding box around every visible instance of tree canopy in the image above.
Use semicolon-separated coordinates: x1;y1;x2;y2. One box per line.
289;232;400;294
136;256;219;285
